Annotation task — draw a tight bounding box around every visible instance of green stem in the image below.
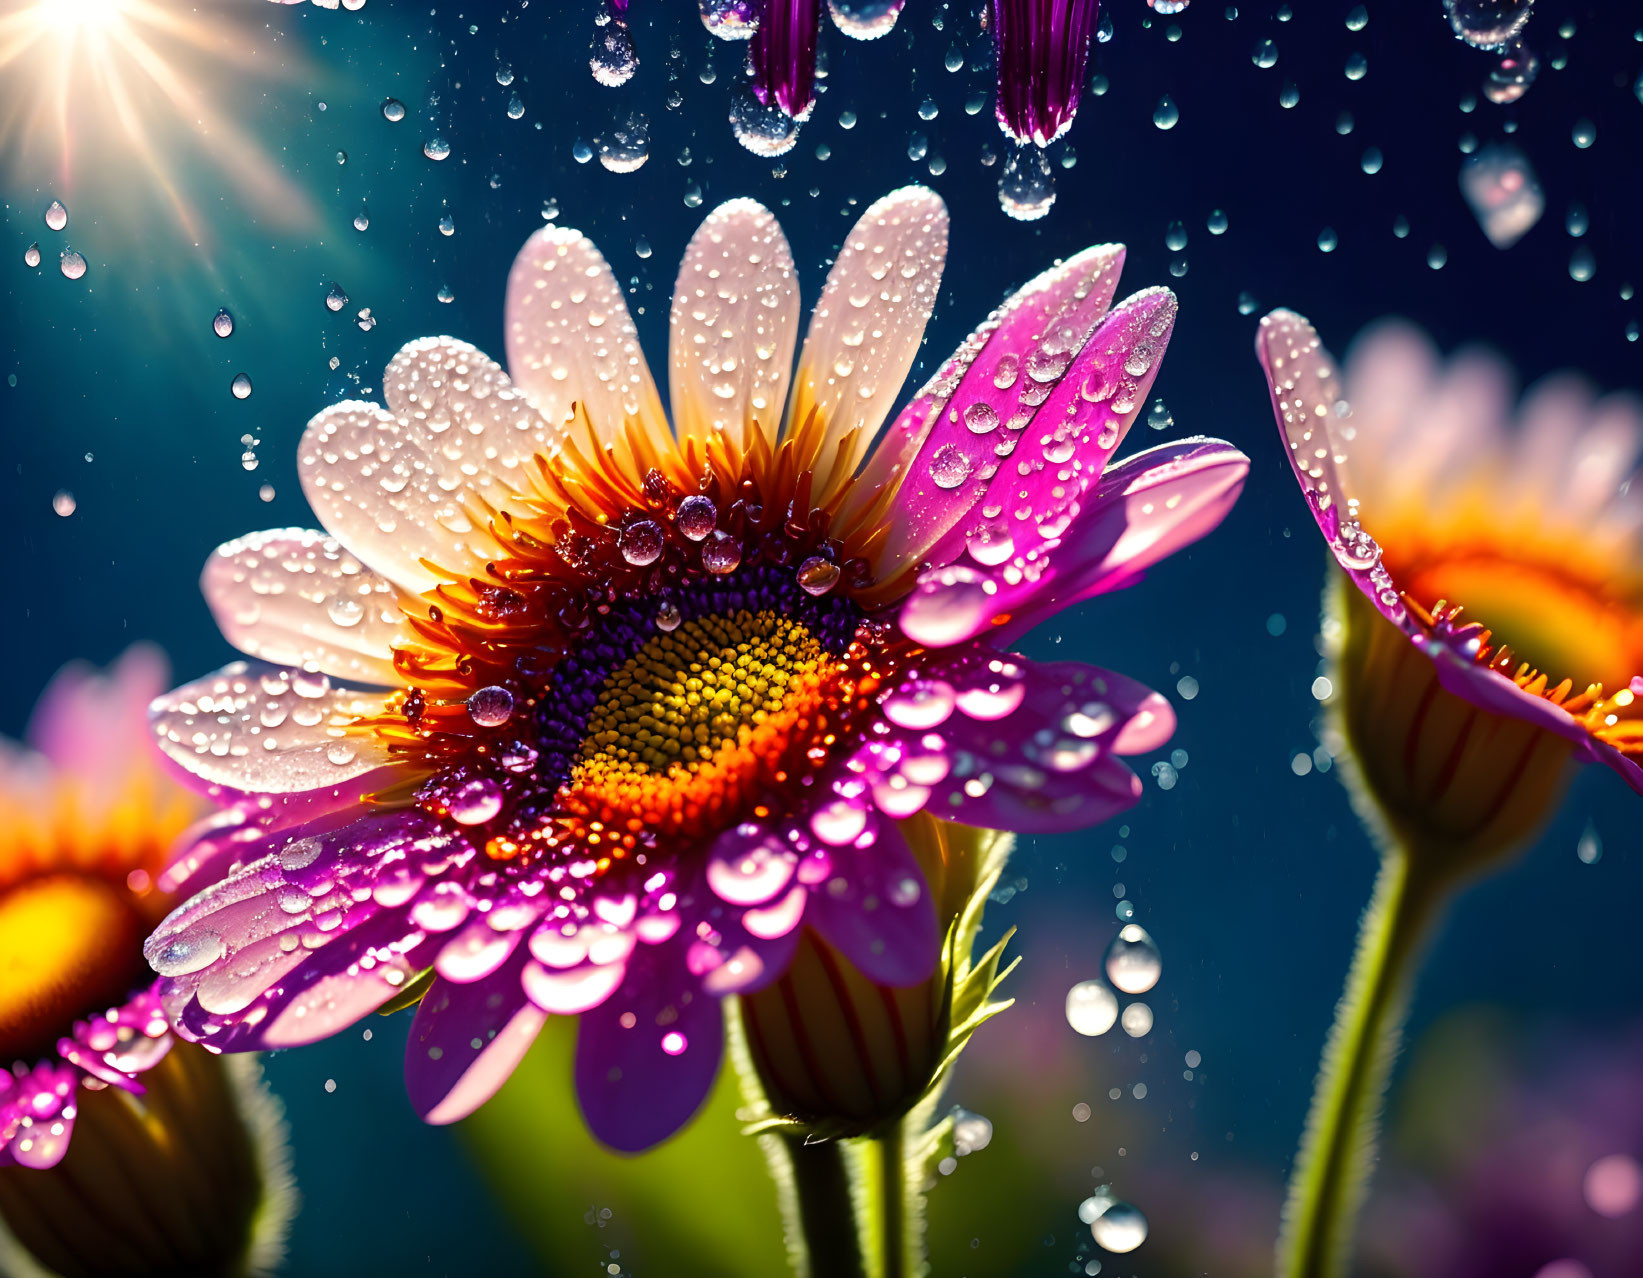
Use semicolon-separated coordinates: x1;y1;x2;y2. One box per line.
1277;851;1448;1278
776;1132;871;1278
768;1122;919;1278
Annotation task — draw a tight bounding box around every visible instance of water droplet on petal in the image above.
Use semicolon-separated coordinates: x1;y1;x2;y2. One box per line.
928;443;973;490
676;495;718;540
467;686;515;727
620;519;665;566
701;531;743;574
152;929;226;978
797;556;841;596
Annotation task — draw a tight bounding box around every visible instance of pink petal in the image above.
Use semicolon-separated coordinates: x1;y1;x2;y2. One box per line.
573;938;724;1153
405;950;546;1125
802;813;939;987
862;243;1127;571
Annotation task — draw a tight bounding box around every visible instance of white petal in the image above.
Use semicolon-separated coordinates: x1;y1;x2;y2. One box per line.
504;226;667;446
383;336;560;501
202;528;407;685
792;186;948;483
669;199;800;459
151;662;395;797
298;400;493;595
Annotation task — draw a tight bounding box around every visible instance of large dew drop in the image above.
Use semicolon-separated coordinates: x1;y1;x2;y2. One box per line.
1459;144;1543;248
999;146;1055;221
829;0;904;39
589;2;639;87
1104;924;1162;994
152;929;226;977
1087;1197;1149;1253
597;112;651;173
1065;980;1120;1036
730;85;801;157
1443;0;1534;50
699;0;757;38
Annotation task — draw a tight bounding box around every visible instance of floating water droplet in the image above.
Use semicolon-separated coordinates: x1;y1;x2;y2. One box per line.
59;249;86;280
1065;981;1120;1036
44;200;67;231
944;44;964;71
951;1107;993;1155
507;92;525;119
324;283;349;312
423;135;451;161
1571;118;1596;149
1145;399;1174;431
1318;227;1338;252
213;308;234;338
1105;924;1162;994
231;373;253;400
1483;42;1538;103
1345;51;1368;80
1444;0;1534;50
1346;4;1368;30
702;531;743;574
590;3;640;87
354;204;370;231
496;64;515;86
467;686;515;728
436;284;455;304
23;242;40;268
699;0;758;39
619;518;665;565
830;0;904;38
1570;247;1595;282
1237;291;1258;315
52;490;76;517
999;146;1055;221
382;98;406;122
438;212;455;236
1252;38;1278;68
598;112;651;172
1120;1002;1154;1037
1361;146;1384;174
1152;95;1180;129
1576;822;1602;864
1150;0;1189;12
1088;1198;1149;1253
730;85;801;157
676;495;718;540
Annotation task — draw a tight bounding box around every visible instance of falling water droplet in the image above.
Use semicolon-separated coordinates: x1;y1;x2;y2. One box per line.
52;490;76;517
699;0;758;39
1576;822;1602;864
382;98;406;122
829;0;905;38
1252;38;1278;68
59;249;86;280
1483;42;1538;103
1120;1002;1154;1037
230;373;253;400
423;136;451;161
23;242;40;268
1065;981;1120;1036
998;146;1055;221
1443;0;1534;50
1459;144;1544;247
597;112;651;172
1104;924;1163;993
324;283;349;312
44;200;67;231
1088;1198;1149;1253
730;85;801;157
438;212;455;236
212;308;234;338
590;2;640;87
1145;399;1174;431
354;204;370;231
507;92;526;119
1152;95;1181;129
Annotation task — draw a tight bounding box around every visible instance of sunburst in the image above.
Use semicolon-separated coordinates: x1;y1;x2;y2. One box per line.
0;0;315;241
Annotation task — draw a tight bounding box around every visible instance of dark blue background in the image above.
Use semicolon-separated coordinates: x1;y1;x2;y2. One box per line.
2;1;1639;1272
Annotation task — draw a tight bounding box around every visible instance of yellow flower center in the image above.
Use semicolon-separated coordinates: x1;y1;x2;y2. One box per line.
0;874;144;1065
561;610;842;837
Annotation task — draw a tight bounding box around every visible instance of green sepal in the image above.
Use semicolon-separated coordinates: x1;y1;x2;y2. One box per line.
374;966;436;1016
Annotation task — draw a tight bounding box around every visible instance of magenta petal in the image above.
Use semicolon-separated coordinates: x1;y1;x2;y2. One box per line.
864;244;1127;570
803;815;939;987
404;949;546;1125
991;0;1099;146
573;939;724;1153
750;0;821;118
973;437;1251;645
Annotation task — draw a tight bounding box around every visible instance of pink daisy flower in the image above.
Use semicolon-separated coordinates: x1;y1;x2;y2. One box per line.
146;187;1247;1151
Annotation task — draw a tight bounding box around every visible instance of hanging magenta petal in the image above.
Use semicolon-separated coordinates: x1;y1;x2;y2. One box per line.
750;0;822;119
992;0;1099;146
